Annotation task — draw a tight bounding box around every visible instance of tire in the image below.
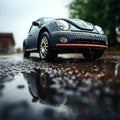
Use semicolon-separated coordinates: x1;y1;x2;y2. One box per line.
39;32;58;61
82;48;104;60
37;71;67;106
23;44;30;58
37;71;50;100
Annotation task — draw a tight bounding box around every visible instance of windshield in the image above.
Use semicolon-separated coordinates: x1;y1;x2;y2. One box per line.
42;17;54;23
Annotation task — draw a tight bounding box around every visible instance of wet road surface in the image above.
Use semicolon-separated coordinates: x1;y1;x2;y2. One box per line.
0;53;120;120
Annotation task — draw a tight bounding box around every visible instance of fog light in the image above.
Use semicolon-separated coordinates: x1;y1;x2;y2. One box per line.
60;37;68;43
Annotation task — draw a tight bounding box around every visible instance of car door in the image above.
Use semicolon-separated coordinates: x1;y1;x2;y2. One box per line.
27;25;39;49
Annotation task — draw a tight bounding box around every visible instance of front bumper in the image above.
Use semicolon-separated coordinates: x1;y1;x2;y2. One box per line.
51;31;108;52
51;31;108;43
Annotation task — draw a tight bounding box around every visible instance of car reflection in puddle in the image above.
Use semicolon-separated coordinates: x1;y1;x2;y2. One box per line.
23;58;120;118
23;69;67;106
1;54;119;120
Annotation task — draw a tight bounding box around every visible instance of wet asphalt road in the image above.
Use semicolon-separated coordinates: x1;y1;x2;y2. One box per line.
0;53;120;120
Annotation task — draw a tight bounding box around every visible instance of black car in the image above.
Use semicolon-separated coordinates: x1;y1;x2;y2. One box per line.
23;17;108;61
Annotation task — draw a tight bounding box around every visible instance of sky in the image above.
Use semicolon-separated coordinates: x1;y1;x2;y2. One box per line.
0;0;72;48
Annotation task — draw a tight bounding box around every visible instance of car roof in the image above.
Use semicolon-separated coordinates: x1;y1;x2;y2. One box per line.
37;17;55;23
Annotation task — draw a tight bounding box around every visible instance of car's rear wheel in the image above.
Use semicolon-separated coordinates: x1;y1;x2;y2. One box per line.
82;48;104;60
23;44;30;58
39;32;58;61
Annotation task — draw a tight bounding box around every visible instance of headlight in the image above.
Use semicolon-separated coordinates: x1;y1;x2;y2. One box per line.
95;25;104;34
57;20;70;31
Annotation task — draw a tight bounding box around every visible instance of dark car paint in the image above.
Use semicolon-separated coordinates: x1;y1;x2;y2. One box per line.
25;20;58;50
24;17;108;53
50;31;107;46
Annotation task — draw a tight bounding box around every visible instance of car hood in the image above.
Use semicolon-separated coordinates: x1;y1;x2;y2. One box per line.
66;19;94;30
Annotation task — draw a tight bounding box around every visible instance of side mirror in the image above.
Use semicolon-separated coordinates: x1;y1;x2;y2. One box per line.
32;21;39;27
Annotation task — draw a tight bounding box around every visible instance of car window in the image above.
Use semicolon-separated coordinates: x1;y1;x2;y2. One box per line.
43;18;54;23
37;18;54;25
29;25;37;33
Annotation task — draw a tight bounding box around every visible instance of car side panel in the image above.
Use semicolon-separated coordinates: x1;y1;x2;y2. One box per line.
30;28;40;49
25;26;40;50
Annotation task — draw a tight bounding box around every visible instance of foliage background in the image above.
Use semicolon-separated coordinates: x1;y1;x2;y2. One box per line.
68;0;120;45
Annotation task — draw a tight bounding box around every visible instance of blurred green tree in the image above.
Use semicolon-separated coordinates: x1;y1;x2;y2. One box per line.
69;0;120;44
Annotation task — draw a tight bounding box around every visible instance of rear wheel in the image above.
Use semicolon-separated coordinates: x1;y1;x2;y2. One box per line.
82;48;104;60
39;32;58;61
23;44;30;58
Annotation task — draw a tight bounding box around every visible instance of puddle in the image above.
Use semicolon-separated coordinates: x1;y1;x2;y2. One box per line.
0;54;120;119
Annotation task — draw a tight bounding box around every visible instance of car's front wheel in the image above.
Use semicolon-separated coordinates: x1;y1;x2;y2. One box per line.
39;32;58;61
82;48;104;60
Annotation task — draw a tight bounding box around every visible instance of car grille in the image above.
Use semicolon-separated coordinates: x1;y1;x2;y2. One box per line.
70;40;106;45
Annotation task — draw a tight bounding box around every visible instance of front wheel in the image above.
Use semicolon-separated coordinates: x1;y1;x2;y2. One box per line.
82;48;104;60
39;32;58;61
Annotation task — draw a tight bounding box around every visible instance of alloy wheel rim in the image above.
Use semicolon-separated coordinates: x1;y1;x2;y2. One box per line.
40;36;48;59
40;72;48;88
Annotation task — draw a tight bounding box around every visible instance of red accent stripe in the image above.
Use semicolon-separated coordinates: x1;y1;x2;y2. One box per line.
55;44;108;48
26;48;37;51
